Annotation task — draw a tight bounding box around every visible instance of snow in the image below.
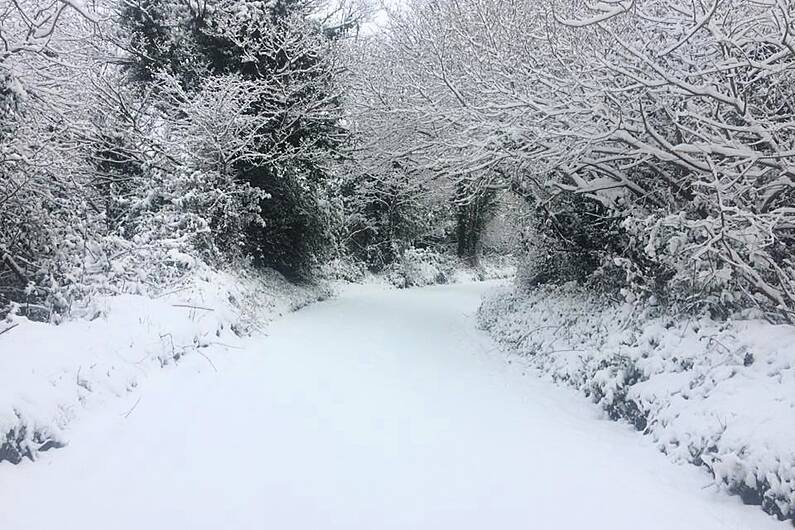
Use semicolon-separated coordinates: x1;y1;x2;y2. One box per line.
0;265;330;464
479;282;795;521
0;281;787;529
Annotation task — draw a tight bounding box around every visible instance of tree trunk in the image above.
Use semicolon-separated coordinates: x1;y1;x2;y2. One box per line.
455;183;495;268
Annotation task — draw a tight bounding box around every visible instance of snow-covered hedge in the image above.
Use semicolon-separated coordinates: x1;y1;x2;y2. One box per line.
0;265;330;464
386;248;456;288
478;283;795;522
319;256;368;283
383;248;515;289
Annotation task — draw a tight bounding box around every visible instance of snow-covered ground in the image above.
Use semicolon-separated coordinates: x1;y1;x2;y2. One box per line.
0;281;787;529
0;266;330;464
479;282;795;523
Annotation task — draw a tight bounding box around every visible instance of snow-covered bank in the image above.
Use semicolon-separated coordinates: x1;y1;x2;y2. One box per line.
478;283;795;523
0;266;330;464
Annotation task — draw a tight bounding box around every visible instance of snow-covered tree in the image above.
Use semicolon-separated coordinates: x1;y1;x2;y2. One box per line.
0;0;108;318
348;0;795;320
118;0;353;276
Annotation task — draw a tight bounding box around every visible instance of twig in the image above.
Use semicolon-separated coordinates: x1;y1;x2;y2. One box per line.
171;304;214;311
209;341;244;350
196;350;219;372
0;322;20;336
0;253;28;283
123;396;142;419
154;286;191;299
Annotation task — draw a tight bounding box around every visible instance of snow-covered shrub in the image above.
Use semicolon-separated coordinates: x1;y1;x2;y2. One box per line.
517;195;614;287
386;247;456;288
2;66;269;320
513;193;665;305
479;283;795;521
340;167;454;272
112;73;269;259
319;256;367;283
0;52;111;320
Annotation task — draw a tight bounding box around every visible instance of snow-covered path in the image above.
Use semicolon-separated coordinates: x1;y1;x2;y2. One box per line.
0;282;785;529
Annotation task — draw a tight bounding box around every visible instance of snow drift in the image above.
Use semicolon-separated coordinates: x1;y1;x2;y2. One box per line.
478;283;795;522
0;266;330;464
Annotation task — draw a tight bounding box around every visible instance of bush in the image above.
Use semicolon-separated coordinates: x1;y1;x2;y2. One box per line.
341;169;453;272
386;247;456;288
